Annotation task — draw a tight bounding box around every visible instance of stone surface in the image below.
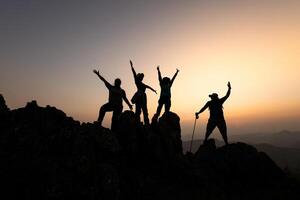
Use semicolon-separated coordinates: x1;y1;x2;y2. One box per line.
0;95;299;200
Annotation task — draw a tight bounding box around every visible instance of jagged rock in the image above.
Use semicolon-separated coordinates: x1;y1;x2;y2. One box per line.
117;110;141;155
0;94;9;112
194;138;217;161
0;95;299;200
157;112;183;158
191;139;290;199
214;142;285;182
117;111;183;160
0;98;123;199
0;94;11;131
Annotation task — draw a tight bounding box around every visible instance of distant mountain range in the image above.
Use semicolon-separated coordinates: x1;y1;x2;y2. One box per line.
230;130;300;148
184;130;300;149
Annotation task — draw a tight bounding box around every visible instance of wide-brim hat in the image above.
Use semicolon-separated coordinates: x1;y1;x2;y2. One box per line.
137;73;144;79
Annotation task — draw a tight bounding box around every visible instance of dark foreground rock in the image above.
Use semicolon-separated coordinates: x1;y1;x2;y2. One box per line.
0;95;299;200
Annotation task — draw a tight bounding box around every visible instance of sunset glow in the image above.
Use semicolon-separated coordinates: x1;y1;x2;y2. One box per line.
1;0;300;139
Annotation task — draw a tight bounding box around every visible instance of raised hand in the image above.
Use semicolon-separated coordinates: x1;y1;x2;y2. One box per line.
157;65;160;71
195;112;199;119
176;68;179;73
130;60;133;68
227;81;231;89
93;69;100;76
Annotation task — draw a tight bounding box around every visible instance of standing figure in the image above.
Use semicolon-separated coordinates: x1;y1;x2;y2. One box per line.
93;69;132;131
195;82;231;145
154;66;179;119
130;60;156;125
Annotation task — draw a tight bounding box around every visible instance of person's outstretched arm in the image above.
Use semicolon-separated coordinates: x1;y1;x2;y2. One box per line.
157;66;162;84
195;102;209;119
130;60;137;81
122;91;133;110
170;68;179;86
145;84;157;94
93;69;112;89
220;81;231;103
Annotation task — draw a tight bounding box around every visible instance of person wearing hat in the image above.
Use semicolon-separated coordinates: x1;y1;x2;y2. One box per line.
93;69;133;131
130;60;157;125
195;82;231;145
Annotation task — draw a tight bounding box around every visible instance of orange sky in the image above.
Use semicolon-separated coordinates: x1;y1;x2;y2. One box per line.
1;1;300;139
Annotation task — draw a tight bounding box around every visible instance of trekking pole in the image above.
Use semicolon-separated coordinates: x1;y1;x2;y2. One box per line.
189;117;197;152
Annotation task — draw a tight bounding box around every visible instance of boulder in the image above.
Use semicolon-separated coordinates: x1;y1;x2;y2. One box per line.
191;139;288;199
157;112;183;158
0;94;9;112
117;110;141;155
0;95;299;200
0;94;10;126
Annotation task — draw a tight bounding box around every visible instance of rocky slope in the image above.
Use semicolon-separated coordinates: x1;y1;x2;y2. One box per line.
0;94;299;200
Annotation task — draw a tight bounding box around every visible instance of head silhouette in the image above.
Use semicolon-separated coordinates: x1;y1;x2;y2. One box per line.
209;93;219;100
162;77;171;85
114;78;121;87
137;73;144;82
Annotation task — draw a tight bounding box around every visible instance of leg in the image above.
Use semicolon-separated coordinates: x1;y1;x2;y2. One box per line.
142;105;149;125
135;103;142;123
152;101;163;123
156;101;163;117
111;106;123;132
142;95;149;125
164;98;171;113
98;103;113;125
217;120;228;145
204;119;217;143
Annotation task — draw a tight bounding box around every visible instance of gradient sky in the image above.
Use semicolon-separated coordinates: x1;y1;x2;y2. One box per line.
1;0;300;140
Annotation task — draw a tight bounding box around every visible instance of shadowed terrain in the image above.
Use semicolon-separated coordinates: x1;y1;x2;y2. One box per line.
183;138;300;179
0;94;299;200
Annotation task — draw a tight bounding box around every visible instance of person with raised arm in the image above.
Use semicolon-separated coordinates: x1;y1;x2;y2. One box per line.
93;69;132;131
195;82;231;145
153;66;179;120
130;60;156;125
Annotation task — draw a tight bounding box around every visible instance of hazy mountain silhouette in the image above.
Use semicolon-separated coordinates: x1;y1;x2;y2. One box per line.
183;130;300;151
1;94;299;200
230;131;300;148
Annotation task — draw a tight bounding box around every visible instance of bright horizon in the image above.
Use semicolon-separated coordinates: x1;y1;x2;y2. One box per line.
1;0;300;140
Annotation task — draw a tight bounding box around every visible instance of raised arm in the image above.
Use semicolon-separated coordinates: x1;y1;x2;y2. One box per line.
145;84;157;94
195;102;209;118
157;66;162;83
171;68;179;86
220;81;231;103
93;69;112;89
122;90;133;110
130;60;137;80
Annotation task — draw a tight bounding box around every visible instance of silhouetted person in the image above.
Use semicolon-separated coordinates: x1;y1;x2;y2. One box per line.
154;66;179;120
93;69;132;131
195;82;231;145
130;60;156;125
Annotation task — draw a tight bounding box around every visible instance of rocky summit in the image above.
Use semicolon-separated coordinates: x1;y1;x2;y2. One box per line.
0;95;299;200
